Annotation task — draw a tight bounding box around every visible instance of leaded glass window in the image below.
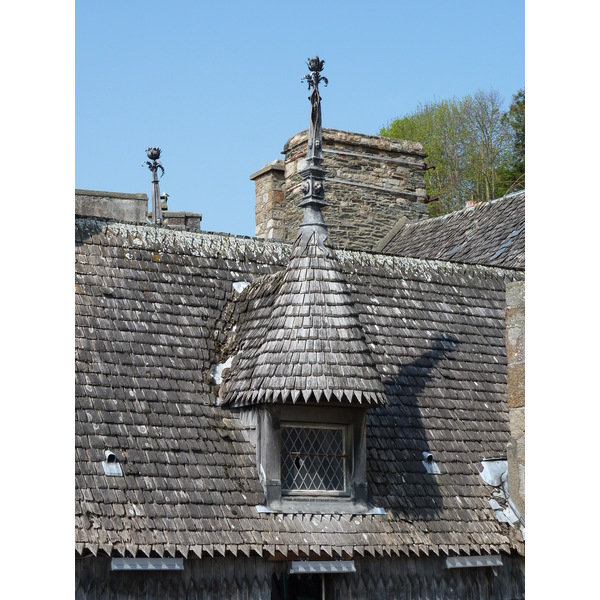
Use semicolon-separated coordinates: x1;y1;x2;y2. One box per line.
281;425;347;494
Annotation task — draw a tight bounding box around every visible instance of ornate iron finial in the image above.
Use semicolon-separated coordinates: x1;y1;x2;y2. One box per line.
297;57;330;258
144;147;165;225
301;56;328;166
301;56;328;92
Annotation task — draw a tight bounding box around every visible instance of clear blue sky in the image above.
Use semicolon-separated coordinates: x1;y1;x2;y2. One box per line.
76;1;524;237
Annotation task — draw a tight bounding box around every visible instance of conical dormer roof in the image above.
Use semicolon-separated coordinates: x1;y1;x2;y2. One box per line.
221;226;388;407
222;57;387;409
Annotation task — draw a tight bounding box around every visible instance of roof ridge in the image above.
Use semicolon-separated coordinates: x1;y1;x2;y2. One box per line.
409;191;524;225
76;216;520;277
75;216;292;261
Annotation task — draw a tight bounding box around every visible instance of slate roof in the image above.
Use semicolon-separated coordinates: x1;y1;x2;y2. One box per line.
377;191;525;270
75;216;524;560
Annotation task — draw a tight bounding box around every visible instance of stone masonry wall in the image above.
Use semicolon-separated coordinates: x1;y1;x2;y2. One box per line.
75;189;148;223
252;129;429;251
77;189;202;232
160;211;203;232
505;280;525;519
250;160;286;240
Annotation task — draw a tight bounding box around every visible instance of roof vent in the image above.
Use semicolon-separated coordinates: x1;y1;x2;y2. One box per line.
102;450;123;477
288;560;356;574
422;451;441;474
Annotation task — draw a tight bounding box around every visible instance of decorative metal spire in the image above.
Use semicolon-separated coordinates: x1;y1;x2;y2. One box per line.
144;147;165;225
301;56;328;166
297;57;330;257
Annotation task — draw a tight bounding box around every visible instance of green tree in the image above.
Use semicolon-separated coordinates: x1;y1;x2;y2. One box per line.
380;89;523;216
501;89;525;191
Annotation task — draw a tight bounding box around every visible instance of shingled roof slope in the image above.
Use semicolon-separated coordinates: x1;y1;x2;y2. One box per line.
377;191;525;269
221;226;387;407
76;217;524;560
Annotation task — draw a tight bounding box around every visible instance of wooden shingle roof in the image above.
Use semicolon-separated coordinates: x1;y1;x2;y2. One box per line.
221;227;387;407
377;191;525;269
75;217;524;560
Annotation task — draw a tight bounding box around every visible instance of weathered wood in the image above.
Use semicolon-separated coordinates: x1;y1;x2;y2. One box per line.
76;555;524;599
76;217;524;580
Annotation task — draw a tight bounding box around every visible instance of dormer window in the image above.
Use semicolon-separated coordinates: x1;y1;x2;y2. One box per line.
219;57;387;514
255;404;369;511
281;423;349;496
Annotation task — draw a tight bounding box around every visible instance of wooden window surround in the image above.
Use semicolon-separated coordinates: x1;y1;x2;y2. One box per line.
257;404;369;511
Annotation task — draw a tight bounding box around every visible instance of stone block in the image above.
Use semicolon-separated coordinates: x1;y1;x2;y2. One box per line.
509;408;525;450
507;363;525;408
507;439;525;518
506;281;525;310
269;190;284;203
505;307;525;329
506;325;525;364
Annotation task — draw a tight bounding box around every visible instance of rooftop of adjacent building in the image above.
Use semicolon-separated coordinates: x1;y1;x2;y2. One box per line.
375;191;525;270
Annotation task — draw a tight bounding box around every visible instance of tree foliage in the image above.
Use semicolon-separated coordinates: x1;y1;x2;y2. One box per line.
380;89;525;216
501;89;525;190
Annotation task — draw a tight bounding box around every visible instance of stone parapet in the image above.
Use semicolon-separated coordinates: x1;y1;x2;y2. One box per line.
77;189;202;232
75;189;148;223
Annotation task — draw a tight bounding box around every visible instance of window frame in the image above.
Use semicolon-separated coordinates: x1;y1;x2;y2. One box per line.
256;403;368;509
280;421;352;498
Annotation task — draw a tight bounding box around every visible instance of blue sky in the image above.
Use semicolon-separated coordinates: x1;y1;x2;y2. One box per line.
76;0;525;237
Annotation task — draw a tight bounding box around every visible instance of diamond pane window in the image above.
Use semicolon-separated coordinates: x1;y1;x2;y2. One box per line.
281;425;347;493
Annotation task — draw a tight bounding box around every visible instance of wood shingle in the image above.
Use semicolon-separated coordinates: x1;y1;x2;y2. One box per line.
377;191;524;269
75;216;524;561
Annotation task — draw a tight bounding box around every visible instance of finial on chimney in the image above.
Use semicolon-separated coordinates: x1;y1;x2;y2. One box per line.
144;147;165;225
297;57;330;257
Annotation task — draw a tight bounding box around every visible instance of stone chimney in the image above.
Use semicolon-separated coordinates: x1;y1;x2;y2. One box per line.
249;160;286;240
252;128;430;251
149;194;203;231
157;210;202;232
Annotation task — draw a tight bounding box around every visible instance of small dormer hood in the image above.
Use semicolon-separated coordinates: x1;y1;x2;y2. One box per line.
221;57;387;409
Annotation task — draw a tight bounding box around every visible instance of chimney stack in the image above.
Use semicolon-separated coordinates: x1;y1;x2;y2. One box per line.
250;160;285;240
252;129;430;251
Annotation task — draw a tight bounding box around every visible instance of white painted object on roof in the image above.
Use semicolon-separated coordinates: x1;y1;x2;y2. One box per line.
102;450;123;477
480;459;508;487
480;459;523;528
422;451;441;474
